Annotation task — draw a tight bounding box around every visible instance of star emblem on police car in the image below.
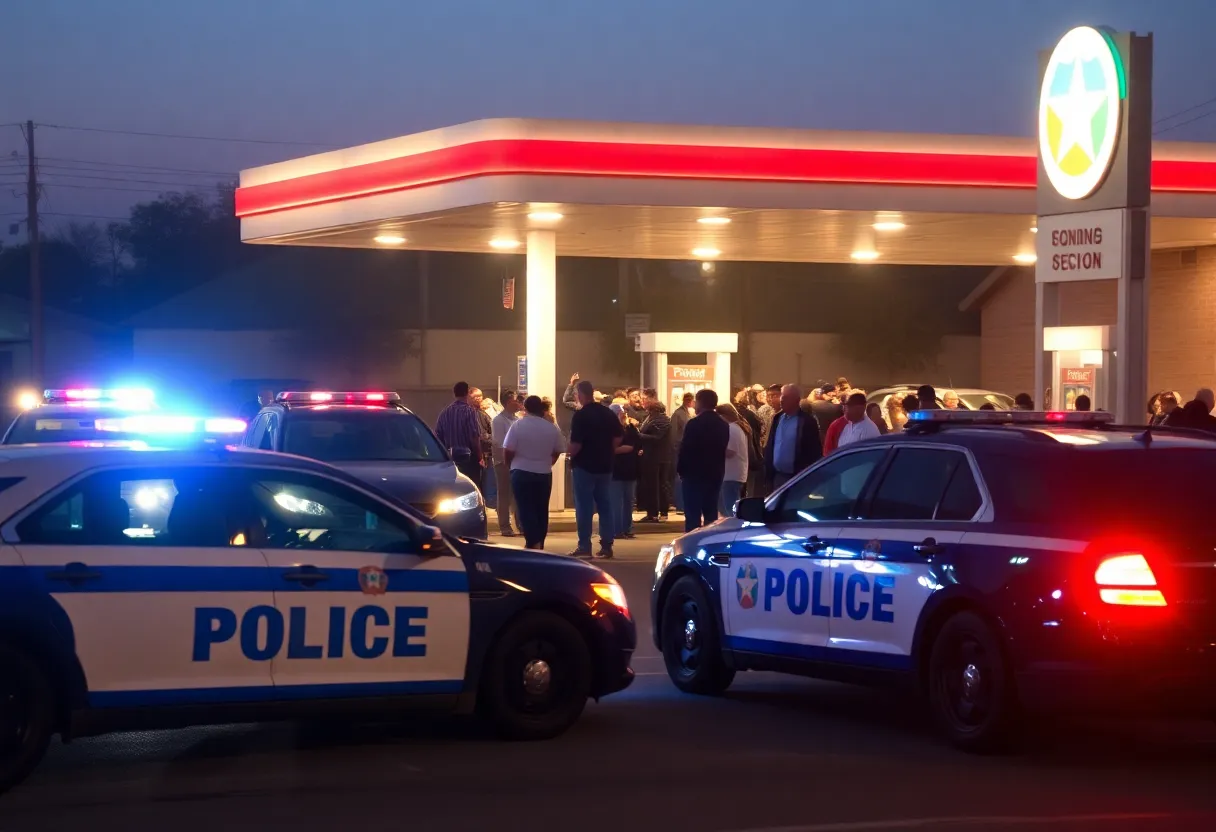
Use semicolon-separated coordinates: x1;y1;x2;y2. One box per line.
358;565;389;595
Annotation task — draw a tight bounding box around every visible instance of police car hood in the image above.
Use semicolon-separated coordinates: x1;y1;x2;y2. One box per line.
458;538;611;578
335;460;477;501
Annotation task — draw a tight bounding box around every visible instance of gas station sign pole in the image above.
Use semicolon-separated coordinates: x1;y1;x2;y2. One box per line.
1034;26;1152;423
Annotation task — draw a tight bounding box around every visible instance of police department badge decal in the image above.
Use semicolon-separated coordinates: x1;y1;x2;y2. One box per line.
358;566;388;595
736;562;759;609
862;540;882;561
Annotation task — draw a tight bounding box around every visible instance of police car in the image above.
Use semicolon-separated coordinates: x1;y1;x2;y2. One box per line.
2;388;173;444
652;409;1216;751
241;391;487;539
0;439;635;793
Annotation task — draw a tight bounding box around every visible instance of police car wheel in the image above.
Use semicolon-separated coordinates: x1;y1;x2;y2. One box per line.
928;612;1017;753
661;576;735;695
0;644;55;794
480;611;592;741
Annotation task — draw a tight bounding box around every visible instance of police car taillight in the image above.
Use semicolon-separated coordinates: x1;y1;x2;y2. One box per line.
1094;553;1166;607
277;391;400;405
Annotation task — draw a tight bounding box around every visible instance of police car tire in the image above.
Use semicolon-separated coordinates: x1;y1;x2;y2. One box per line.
479;611;592;741
661;576;735;695
0;643;55;794
927;611;1017;754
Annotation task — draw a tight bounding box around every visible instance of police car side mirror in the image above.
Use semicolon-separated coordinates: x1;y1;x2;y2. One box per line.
417;524;447;555
451;447;472;465
736;497;767;524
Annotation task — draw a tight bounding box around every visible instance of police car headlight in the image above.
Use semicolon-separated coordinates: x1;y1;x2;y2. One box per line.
592;574;630;617
437;491;482;514
655;544;676;580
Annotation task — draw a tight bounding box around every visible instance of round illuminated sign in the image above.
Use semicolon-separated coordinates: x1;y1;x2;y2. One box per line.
1038;26;1124;200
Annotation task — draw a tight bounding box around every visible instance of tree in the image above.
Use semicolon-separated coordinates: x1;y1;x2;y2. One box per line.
58;222;106;269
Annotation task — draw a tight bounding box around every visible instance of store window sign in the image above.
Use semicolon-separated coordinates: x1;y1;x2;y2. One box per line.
667;365;714;410
1038;26;1125;201
1060;367;1095;410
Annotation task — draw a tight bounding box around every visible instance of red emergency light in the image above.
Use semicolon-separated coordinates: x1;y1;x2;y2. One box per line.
276;391;401;405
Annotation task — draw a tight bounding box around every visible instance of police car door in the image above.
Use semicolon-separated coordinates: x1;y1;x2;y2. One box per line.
830;445;987;665
242;468;470;694
8;465;274;706
726;448;887;660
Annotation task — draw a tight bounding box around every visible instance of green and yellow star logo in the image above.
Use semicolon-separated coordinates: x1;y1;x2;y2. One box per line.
1038;27;1124;200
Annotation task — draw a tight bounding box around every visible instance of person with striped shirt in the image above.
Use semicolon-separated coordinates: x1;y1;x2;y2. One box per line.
435;381;486;486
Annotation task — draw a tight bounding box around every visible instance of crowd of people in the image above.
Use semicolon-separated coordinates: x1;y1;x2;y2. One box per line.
433;376;1216;558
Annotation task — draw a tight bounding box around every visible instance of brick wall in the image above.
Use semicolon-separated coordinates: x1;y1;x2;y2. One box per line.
979;246;1216;398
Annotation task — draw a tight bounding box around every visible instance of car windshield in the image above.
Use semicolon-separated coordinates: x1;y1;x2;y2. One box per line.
3;410;141;444
958;392;1014;410
282;409;446;462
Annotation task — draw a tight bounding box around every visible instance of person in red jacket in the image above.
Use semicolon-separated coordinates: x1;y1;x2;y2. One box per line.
823;392;880;454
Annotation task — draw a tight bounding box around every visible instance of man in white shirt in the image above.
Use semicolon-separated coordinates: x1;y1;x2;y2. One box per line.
491;391;522;536
837;392;882;450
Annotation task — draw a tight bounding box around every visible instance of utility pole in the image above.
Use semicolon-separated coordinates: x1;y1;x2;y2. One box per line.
24;120;42;385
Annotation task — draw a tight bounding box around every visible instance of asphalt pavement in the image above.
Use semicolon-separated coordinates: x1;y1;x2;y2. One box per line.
3;532;1215;831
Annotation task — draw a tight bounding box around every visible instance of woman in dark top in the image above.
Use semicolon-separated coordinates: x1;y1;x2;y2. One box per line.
609;404;641;540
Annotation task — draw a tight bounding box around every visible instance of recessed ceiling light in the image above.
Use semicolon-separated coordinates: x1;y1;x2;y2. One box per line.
1013;253;1038;264
373;234;406;245
489;238;521;250
872;221;906;232
692;247;721;258
528;211;564;222
697;216;731;225
850;250;879;261
1030;225;1039;233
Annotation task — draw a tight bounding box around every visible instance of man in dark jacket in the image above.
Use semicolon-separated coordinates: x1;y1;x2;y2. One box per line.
1164;388;1216;433
764;384;823;490
677;388;730;532
810;383;842;439
669;391;695;512
637;391;672;521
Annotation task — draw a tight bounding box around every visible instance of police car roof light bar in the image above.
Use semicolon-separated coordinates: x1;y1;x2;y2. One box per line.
44;387;155;407
94;415;247;435
906;410;1114;426
276;391;400;405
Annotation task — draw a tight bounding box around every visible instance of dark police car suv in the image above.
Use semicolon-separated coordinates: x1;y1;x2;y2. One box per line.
242;391;487;539
651;409;1216;751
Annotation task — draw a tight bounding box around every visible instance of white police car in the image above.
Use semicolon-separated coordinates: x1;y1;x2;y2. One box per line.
3;388;169;445
0;440;634;792
652;410;1216;751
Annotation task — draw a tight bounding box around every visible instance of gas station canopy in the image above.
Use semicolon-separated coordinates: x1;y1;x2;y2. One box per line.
236;118;1216;266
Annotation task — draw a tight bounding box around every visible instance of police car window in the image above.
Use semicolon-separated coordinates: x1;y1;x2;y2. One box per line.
259;414;276;451
776;449;885;523
935;461;983;521
868;448;964;521
3;410;137;444
16;467;248;547
246;473;416;554
244;414;266;448
281;410;444;463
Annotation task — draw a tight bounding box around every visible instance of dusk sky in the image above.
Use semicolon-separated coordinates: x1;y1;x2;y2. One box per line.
3;0;1216;230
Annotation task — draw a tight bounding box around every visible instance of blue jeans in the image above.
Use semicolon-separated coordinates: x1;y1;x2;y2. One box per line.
720;480;744;517
510;469;552;549
612;479;636;537
572;468;615;550
682;477;721;532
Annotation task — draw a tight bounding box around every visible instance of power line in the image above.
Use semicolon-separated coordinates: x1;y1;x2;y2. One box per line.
40;171;229;188
1154;95;1216;125
39;181;214;194
41;211;130;222
1155;108;1216;136
38;121;337;148
35;155;236;176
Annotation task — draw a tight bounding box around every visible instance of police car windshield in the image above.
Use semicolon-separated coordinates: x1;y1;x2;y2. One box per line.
282;409;445;463
3;410;137;444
